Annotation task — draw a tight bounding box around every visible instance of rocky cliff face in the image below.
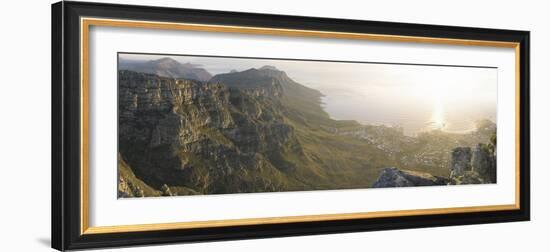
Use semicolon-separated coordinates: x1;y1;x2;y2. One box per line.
118;69;321;196
119;66;400;197
211;65;328;121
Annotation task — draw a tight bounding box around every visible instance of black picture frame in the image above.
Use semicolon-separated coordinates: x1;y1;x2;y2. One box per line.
52;1;530;251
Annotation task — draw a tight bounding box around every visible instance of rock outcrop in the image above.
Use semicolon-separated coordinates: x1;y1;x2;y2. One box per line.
371;167;449;188
450;147;472;177
472;143;496;183
118;176;144;198
449;142;496;184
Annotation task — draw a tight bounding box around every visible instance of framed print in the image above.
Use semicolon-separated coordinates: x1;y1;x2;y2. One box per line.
51;1;530;250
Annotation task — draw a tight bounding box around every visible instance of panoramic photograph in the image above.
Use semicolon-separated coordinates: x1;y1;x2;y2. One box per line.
117;53;497;198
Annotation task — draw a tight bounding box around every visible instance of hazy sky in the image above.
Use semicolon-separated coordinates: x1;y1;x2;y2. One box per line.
119;53;497;135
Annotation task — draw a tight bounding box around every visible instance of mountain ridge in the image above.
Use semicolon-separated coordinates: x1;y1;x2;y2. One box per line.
119;57;212;82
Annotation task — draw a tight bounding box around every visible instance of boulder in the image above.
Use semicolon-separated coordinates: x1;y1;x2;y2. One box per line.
161;184;174;196
372;167;449;188
117;176;144;198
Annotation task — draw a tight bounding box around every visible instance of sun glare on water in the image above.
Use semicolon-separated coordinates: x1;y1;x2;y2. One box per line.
428;83;447;131
430;97;446;130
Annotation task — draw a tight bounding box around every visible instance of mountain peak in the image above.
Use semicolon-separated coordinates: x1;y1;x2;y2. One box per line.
259;65;279;71
153;57;178;64
149;57;180;69
120;57;212;82
182;62;202;68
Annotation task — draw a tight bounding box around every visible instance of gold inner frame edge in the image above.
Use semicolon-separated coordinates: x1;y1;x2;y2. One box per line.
80;17;522;235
